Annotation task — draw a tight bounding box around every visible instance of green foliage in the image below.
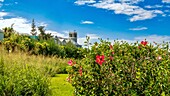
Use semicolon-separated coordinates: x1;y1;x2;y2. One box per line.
3;33;19;52
0;56;51;96
38;26;53;40
1;21;83;59
3;33;35;53
64;41;84;59
0;45;74;95
3;24;15;38
2;31;83;58
68;40;170;95
43;39;61;56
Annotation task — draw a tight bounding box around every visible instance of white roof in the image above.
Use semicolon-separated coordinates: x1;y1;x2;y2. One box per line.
55;36;81;46
59;38;65;42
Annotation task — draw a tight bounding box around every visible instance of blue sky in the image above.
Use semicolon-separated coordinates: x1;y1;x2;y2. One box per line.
1;0;170;45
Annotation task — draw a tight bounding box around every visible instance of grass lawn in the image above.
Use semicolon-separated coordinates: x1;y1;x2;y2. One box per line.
51;74;74;96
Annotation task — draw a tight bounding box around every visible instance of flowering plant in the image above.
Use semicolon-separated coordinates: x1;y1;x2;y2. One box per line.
67;39;170;95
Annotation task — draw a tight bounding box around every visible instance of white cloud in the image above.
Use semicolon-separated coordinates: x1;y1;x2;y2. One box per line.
0;12;8;19
109;35;170;46
86;34;100;39
37;22;48;27
81;20;94;24
130;10;163;22
46;30;67;38
77;34;170;48
0;16;65;37
78;33;100;46
0;17;32;34
78;37;87;46
0;15;71;42
117;0;144;4
154;10;164;14
78;34;170;48
145;5;163;9
91;1;139;16
130;12;155;22
92;1;163;22
134;35;170;43
162;0;170;3
75;0;96;5
129;26;148;31
75;0;164;22
95;0;144;4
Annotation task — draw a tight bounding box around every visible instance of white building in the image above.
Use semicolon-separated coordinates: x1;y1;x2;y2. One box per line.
55;31;82;47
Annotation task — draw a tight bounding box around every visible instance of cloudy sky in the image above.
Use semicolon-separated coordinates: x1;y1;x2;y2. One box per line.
1;0;170;45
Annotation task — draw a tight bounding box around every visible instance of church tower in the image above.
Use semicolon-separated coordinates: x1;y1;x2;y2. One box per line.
69;30;77;43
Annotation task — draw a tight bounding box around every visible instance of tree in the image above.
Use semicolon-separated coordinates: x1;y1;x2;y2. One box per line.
46;33;53;40
30;19;37;36
38;26;46;40
38;26;53;40
3;23;15;38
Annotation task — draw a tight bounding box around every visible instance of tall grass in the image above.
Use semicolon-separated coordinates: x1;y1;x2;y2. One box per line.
0;45;70;76
0;45;71;95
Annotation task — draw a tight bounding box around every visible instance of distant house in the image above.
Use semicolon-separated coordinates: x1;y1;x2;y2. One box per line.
0;29;4;41
55;31;82;47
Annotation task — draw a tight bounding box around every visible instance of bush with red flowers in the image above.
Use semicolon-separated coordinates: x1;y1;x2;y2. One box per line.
67;39;170;96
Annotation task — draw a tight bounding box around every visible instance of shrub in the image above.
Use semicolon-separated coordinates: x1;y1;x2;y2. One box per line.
64;41;80;59
2;32;83;59
0;56;51;96
68;40;170;95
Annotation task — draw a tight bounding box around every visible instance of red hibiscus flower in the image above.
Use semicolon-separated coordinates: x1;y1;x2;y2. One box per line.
68;59;73;66
141;41;148;46
96;55;105;66
79;66;83;76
